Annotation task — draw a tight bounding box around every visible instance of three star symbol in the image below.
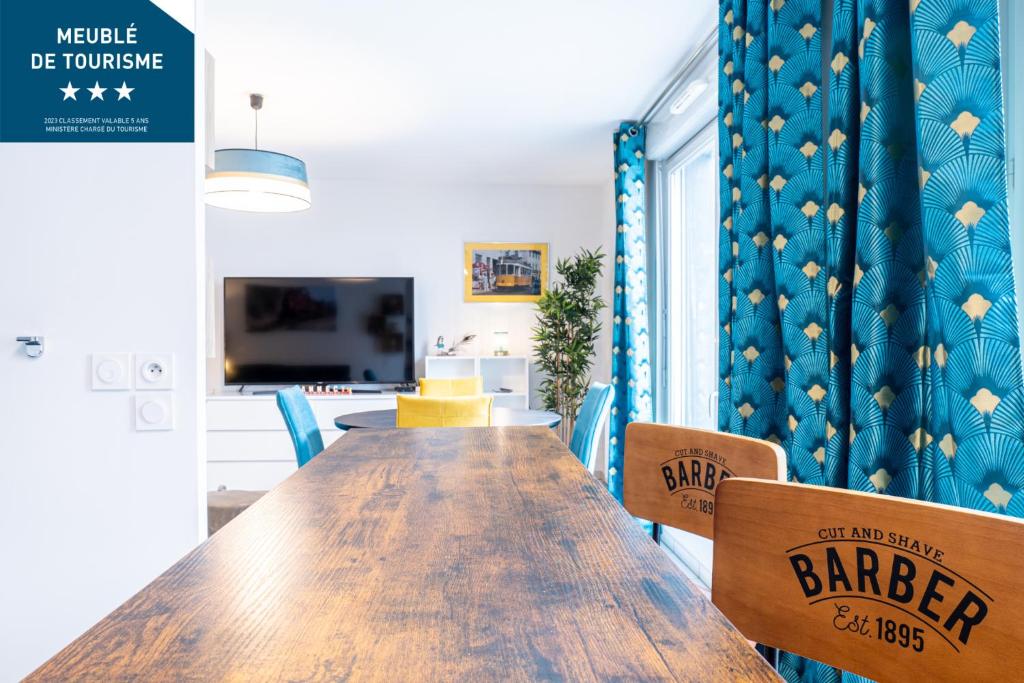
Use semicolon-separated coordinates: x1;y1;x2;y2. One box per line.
87;81;107;100
59;81;79;101
58;81;135;101
114;81;134;100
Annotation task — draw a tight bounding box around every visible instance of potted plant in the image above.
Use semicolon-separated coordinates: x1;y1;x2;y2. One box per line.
532;247;606;442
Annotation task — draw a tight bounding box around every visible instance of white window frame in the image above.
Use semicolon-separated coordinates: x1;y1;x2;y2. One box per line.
660;120;719;428
653;118;719;587
999;0;1024;355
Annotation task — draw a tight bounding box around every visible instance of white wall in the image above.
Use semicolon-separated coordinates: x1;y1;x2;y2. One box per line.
206;179;616;406
0;3;206;678
0;144;204;679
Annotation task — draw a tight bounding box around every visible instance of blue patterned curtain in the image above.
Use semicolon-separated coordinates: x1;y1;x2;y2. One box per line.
609;122;653;505
719;0;1023;680
718;0;828;482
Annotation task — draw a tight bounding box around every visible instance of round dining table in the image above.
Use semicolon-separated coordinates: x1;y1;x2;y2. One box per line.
334;407;562;430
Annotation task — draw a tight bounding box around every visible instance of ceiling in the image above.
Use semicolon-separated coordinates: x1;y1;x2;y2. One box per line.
206;0;715;185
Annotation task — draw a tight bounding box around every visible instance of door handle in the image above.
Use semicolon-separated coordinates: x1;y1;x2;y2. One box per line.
707;390;718;419
16;336;44;358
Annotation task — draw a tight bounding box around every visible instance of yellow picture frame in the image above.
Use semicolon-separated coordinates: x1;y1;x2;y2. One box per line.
464;242;549;303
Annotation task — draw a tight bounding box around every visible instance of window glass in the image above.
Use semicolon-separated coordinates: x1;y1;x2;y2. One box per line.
657;122;718;585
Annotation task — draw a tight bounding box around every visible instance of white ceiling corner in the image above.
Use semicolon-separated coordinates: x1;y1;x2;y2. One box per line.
205;0;716;185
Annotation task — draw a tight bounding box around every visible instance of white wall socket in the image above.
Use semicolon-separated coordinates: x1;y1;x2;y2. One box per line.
92;352;131;390
135;352;174;390
135;394;174;431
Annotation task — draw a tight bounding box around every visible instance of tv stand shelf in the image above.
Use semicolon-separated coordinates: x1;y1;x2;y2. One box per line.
206;392;399;492
207;358;532;495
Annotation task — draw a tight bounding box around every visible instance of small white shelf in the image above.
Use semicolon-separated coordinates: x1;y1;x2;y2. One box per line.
424;355;530;409
422;356;477;379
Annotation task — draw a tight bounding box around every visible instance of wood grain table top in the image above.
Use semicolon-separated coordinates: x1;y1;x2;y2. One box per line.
28;427;779;682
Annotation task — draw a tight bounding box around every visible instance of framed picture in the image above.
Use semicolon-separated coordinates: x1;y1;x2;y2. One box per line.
464;242;548;303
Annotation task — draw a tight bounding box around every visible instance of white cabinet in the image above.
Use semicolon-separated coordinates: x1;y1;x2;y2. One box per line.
208;360;531;490
423;355;530;409
206;394;397;491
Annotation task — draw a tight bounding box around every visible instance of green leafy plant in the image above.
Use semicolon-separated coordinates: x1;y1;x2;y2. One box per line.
532;247;606;442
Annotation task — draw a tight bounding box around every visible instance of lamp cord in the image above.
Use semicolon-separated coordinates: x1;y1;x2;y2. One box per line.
254;107;259;151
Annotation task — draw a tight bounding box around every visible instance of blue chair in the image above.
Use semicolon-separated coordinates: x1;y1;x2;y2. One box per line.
569;382;614;469
276;386;325;467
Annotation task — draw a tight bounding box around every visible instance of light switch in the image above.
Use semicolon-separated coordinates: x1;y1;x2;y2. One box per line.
92;353;131;390
135;352;174;390
135;394;174;431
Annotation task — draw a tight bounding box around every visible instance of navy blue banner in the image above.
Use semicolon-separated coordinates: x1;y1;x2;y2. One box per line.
0;0;194;142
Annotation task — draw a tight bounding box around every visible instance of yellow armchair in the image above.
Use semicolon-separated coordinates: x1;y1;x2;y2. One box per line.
396;395;493;428
418;375;484;397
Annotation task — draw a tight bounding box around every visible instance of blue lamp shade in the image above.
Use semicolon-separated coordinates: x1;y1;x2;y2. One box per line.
205;148;311;213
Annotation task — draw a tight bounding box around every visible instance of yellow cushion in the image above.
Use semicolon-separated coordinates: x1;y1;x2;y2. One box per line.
396;395;493;428
418;376;484;397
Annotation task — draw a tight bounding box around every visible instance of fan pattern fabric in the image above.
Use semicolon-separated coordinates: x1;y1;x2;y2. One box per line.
718;0;829;483
609;122;653;505
719;0;1023;680
829;0;1024;514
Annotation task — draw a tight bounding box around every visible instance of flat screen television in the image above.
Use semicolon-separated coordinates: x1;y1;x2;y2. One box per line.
223;277;415;385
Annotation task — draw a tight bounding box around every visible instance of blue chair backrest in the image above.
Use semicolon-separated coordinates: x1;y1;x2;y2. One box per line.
276;386;325;467
569;382;614;469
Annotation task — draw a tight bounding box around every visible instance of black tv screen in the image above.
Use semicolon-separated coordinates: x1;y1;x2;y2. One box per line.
223;277;415;385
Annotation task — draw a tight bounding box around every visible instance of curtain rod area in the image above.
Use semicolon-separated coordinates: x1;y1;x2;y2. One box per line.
639;28;717;125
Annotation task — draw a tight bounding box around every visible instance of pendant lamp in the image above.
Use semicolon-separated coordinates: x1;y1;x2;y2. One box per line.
205;94;311;212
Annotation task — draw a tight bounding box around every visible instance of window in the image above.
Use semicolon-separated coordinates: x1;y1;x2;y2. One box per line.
654;121;719;586
999;0;1024;349
662;123;719;430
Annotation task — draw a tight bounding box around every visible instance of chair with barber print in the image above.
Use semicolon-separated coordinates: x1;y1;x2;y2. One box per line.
710;478;1024;682
623;423;787;543
623;423;787;664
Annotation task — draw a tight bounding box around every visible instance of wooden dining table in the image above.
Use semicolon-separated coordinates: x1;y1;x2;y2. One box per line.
27;427;779;682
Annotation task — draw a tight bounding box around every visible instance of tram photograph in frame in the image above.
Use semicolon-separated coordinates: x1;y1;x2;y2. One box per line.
464;242;548;303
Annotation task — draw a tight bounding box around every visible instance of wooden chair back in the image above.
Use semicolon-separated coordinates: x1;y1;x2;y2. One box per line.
711;478;1024;682
623;423;786;539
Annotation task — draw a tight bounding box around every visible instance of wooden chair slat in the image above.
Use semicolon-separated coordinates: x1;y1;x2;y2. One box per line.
623;423;786;539
711;478;1024;682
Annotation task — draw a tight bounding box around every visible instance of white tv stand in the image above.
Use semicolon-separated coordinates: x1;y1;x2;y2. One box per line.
207;356;531;492
206;392;398;491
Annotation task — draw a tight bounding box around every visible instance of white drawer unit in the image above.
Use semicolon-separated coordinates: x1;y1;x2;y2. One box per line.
206;393;397;491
